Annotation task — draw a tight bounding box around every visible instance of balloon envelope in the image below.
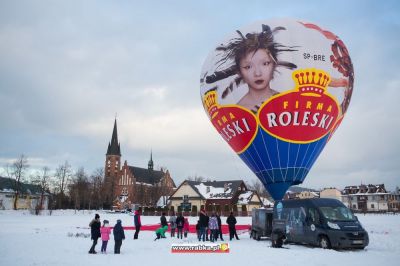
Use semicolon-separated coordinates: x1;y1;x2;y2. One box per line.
200;19;353;200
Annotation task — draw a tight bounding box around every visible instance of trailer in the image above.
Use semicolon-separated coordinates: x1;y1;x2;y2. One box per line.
250;208;274;240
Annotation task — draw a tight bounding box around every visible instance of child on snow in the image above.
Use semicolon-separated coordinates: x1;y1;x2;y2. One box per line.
154;225;169;241
183;217;190;238
196;220;201;240
133;210;141;239
113;219;125;254
208;213;219;242
100;220;111;253
169;212;177;237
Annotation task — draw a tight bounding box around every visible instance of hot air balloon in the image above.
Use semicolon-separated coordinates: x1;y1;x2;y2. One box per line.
200;19;353;200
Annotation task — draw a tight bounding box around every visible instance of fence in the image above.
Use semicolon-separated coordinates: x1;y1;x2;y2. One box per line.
137;210;252;217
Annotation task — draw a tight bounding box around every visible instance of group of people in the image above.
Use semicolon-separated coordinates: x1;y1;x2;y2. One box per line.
88;213;126;254
89;210;241;254
155;212;189;240
157;210;240;242
197;210;239;242
88;210;141;255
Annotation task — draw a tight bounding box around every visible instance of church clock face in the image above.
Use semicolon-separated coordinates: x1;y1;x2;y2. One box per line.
121;187;128;196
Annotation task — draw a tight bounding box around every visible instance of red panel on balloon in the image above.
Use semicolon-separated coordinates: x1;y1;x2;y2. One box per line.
258;69;340;143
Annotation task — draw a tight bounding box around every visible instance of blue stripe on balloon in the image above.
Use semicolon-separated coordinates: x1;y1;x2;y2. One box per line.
238;128;330;200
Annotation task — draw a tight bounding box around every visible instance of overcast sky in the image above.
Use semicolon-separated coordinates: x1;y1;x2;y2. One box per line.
0;0;399;192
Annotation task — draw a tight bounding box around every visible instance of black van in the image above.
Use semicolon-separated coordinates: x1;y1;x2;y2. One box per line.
271;198;369;249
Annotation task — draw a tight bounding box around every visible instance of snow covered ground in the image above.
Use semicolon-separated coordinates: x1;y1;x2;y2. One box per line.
0;210;399;266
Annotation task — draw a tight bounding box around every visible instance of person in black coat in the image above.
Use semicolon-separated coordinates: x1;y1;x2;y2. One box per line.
196;220;201;240
175;212;185;239
216;213;224;241
113;219;125;254
133;210;141;239
226;212;239;240
205;212;210;241
198;210;208;241
160;212;168;227
88;213;101;254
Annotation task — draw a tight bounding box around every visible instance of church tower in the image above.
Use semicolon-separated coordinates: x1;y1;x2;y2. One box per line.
105;118;121;207
105;118;121;174
148;150;154;171
102;118;176;210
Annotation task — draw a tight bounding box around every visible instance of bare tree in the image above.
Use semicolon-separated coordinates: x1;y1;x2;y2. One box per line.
152;183;162;207
6;154;29;210
54;161;72;209
246;179;271;199
186;175;205;182
153;178;171;207
69;167;89;211
32;166;51;215
136;183;146;207
149;166;169;207
89;168;104;210
103;172;117;210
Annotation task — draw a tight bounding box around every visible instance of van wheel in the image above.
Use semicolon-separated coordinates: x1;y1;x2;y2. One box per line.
253;231;259;241
319;235;331;249
271;233;283;248
272;237;283;248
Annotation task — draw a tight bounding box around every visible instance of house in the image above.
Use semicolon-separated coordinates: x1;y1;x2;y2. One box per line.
156;195;170;208
342;184;389;212
260;196;274;207
104;119;176;210
168;180;262;216
298;190;319;199
0;176;50;210
283;190;299;200
320;188;342;202
388;187;400;212
283;186;319;200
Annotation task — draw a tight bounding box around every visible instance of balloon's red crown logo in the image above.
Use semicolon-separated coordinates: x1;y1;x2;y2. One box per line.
293;69;330;97
258;68;340;143
202;89;258;154
202;90;219;118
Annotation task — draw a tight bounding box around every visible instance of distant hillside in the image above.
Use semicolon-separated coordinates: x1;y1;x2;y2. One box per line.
287;185;318;193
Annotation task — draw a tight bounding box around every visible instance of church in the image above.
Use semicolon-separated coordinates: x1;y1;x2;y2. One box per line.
104;119;176;210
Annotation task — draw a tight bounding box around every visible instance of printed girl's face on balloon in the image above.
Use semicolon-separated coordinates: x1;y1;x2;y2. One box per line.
239;49;276;91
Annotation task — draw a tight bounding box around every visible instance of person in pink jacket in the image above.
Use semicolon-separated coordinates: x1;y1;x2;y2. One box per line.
100;220;111;253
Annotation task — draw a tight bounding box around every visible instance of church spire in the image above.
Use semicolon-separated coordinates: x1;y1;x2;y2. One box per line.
106;118;121;156
148;150;154;171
